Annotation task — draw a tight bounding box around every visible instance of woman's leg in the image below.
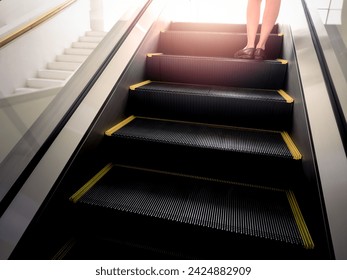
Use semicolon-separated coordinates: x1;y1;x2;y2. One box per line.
256;0;281;50
234;0;262;58
245;0;262;49
234;0;281;59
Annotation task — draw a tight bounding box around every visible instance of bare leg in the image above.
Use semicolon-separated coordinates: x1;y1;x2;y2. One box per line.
245;0;262;49
256;0;281;50
234;0;281;59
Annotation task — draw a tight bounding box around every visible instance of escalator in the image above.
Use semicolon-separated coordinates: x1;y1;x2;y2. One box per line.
10;21;331;260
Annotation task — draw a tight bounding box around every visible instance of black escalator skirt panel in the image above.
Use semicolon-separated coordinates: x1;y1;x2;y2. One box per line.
159;31;282;60
146;54;287;90
71;164;314;249
107;117;295;160
128;81;293;129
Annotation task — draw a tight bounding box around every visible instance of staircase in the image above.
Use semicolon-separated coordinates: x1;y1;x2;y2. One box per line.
64;22;321;259
13;30;106;95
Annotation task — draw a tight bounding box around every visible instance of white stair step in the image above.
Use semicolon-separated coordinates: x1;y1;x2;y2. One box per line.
79;36;103;43
72;42;98;49
26;78;65;88
14;88;37;95
64;48;94;55
56;54;88;63
85;30;107;37
47;61;81;71
37;69;73;80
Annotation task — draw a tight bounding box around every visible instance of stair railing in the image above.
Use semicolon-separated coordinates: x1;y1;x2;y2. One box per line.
0;0;76;48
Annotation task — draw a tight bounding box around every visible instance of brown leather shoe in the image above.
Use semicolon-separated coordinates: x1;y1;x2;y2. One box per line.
234;48;255;59
254;48;267;60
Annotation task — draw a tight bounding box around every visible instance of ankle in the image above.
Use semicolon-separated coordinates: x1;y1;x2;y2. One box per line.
256;44;265;50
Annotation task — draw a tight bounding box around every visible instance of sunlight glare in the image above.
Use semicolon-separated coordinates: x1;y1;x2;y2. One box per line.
171;0;248;23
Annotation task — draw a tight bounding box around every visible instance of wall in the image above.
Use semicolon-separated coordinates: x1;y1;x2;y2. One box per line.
338;0;347;47
90;0;144;31
0;0;90;97
0;0;67;32
313;0;344;25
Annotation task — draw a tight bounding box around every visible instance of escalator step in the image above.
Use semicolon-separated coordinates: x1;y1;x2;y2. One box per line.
105;116;301;161
128;81;293;130
159;31;283;60
70;164;314;250
146;54;287;89
169;22;279;34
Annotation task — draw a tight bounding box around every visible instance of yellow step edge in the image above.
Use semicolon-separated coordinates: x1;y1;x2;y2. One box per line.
105;115;136;136
129;80;152;90
147;53;163;57
71;163;312;248
69;163;113;203
52;238;76;260
105;116;301;160
135;117;300;158
277;89;294;103
281;132;302;160
277;59;288;64
287;190;315;249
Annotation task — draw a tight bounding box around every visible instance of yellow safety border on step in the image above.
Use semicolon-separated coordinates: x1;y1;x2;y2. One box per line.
52;238;77;260
287;190;315;249
69;162;315;250
281;132;302;160
277;89;294;103
277;59;288;64
69;163;113;203
105;116;136;136
105;116;302;160
147;53;163;57
129;80;152;90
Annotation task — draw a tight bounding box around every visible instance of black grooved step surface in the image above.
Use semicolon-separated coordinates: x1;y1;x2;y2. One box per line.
128;81;292;129
75;165;304;247
146;54;287;89
108;117;293;159
159;31;282;60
